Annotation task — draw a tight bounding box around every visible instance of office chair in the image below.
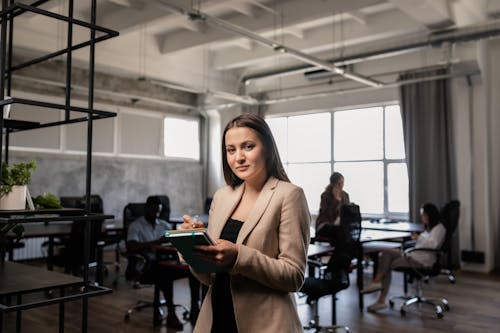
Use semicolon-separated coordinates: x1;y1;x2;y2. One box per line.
122;201;191;327
389;247;450;318
439;200;460;283
46;195;105;284
300;203;361;332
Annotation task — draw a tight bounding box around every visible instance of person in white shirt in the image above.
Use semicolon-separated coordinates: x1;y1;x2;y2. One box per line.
362;202;446;312
127;196;201;329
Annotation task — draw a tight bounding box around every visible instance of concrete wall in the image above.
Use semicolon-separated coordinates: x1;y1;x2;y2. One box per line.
10;152;203;225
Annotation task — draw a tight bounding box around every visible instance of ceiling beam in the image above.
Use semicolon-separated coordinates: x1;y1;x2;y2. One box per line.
213;8;420;71
156;0;385;54
159;1;383;87
10;56;197;110
388;0;454;29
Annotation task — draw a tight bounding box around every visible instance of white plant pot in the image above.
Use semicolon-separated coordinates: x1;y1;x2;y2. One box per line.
0;185;27;210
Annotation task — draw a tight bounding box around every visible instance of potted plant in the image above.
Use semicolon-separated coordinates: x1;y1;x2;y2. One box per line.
0;160;36;210
0;160;35;261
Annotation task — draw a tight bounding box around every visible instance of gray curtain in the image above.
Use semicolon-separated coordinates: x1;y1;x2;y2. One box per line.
399;67;455;223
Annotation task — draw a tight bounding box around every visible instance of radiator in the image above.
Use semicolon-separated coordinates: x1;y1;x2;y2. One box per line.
12;237;49;261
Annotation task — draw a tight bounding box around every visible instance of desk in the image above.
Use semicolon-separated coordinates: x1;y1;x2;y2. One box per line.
362;220;424;233
5;221;72;269
308;243;335;258
5;220;117;284
0;261;112;332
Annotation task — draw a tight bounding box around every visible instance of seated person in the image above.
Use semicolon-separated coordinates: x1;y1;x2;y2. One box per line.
316;172;350;244
316;172;351;267
126;196;201;329
361;202;446;312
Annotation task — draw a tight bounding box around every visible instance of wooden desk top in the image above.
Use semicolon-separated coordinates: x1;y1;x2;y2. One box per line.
0;261;83;296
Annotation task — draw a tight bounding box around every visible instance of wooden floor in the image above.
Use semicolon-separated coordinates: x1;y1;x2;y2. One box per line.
3;251;500;333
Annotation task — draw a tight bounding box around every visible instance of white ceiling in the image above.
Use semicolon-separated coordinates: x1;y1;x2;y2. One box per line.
9;0;500;109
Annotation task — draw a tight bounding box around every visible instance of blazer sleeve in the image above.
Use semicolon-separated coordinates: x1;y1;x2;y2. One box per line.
231;186;311;292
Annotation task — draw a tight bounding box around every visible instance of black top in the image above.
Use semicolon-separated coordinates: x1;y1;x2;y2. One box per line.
211;218;243;333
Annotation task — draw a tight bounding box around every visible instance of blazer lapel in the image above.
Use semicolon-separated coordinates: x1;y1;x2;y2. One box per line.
237;177;279;244
211;183;245;238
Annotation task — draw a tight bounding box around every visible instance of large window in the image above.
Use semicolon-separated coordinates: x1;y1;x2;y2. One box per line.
266;105;408;218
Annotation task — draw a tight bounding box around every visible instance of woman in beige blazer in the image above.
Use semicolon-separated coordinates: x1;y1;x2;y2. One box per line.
183;113;310;333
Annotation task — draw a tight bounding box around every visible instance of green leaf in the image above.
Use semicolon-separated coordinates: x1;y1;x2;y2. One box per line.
1;160;36;196
33;192;62;209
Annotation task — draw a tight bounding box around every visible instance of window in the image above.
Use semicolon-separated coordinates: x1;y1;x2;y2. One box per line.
266;105;408;218
164;117;200;160
121;112;162;156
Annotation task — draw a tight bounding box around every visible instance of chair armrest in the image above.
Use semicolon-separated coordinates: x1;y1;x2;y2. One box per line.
402;239;416;248
308;259;327;268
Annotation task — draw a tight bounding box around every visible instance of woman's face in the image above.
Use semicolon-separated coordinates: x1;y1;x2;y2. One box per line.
332;177;344;193
225;126;267;186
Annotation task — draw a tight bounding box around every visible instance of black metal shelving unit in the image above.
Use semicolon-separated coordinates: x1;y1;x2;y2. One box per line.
0;1;119;332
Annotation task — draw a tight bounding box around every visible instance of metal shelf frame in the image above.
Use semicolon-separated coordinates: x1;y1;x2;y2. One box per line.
0;1;119;332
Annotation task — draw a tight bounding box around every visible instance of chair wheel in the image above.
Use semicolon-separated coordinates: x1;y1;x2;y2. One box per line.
389;300;394;308
437;312;443;319
400;309;406;316
124;314;130;321
443;304;450;311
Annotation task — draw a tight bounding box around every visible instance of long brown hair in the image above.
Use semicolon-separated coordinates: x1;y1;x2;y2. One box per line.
222;113;289;188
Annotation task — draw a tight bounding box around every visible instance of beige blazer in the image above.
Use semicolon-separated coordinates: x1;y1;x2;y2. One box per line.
192;177;311;333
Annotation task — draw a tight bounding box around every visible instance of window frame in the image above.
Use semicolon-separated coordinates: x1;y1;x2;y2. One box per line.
266;103;408;220
163;115;201;161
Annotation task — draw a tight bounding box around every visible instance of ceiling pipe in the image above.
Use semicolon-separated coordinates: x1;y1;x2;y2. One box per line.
242;18;500;83
261;66;480;105
156;0;383;88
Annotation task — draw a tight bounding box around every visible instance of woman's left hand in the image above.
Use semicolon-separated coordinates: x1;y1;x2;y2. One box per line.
193;239;239;268
181;214;204;230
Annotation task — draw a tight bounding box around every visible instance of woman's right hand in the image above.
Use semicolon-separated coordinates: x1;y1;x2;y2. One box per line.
181;214;205;230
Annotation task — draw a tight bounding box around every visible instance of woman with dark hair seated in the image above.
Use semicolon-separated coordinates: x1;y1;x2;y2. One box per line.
316;171;350;241
362;202;446;312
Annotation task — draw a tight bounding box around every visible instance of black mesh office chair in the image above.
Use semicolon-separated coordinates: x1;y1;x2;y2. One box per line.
300;203;361;332
389;248;450;318
439;200;460;283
